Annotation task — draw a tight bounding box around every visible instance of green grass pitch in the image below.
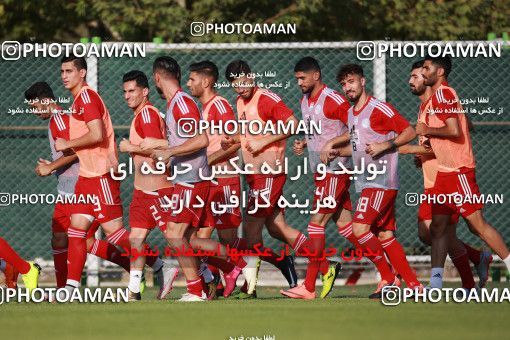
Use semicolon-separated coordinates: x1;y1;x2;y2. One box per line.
0;283;509;340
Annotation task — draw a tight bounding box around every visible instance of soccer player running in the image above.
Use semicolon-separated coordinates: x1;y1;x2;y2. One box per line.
223;60;323;298
186;61;258;298
416;56;510;289
26;81;133;289
118;71;179;301
55;55;138;294
328;64;422;298
0;238;39;291
144;56;241;302
281;57;353;299
402;61;491;290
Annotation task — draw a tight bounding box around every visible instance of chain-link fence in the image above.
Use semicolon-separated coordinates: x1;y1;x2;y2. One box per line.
1;41;508;265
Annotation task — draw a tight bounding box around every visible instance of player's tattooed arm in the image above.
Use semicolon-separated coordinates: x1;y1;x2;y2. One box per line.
245;115;299;155
416;118;460;138
366;125;416;157
35;154;78;177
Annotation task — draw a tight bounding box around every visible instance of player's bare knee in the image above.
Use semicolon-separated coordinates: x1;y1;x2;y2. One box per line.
352;223;369;238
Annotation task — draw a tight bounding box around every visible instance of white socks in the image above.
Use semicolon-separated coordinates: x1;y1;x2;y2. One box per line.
503;254;510;272
430;267;444;288
129;270;143;293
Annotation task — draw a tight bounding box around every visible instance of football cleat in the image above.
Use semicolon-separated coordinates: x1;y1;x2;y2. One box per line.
178;292;207;302
320;261;342;298
368;277;401;299
280;284;316;300
21;262;41;292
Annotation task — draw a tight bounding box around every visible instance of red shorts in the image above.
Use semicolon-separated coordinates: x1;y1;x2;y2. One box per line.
129;187;174;232
418;189;460;224
167;181;211;228
52;202;100;238
353;188;398;232
246;174;286;218
205;177;242;230
69;174;123;223
431;168;483;218
313;173;352;214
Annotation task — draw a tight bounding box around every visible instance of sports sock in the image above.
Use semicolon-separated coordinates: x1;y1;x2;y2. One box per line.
186;278;203;297
430;267;444;288
463;242;481;265
381;237;420;288
450;250;476;289
128;270;143;293
304;223;325;292
52;247;68;288
357;231;394;283
66;227;88;285
0;238;30;274
88;238;130;272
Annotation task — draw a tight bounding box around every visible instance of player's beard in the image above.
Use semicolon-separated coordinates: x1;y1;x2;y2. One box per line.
410;85;425;96
422;74;436;87
156;85;165;99
346;90;360;103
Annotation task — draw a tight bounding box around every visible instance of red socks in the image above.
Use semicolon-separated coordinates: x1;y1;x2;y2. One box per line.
207;256;236;274
0;237;30;274
463;242;481;265
338;222;360;248
66;227;88;284
381;237;420;288
304;223;325;292
450;250;476;289
88;238;130;272
52;247;68;287
186;278;204;297
357;231;394;283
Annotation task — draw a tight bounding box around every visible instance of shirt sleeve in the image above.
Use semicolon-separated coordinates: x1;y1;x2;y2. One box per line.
137;108;164;139
211;98;236;123
323;94;350;125
431;88;459;122
79;90;103;123
173;95;201;135
48;118;58;141
258;92;294;123
370;102;410;134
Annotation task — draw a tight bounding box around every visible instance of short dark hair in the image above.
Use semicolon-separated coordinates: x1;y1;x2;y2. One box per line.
411;60;425;71
123;70;149;89
424;55;452;78
153;56;181;83
189;61;219;83
60;54;87;70
225;60;251;82
294;56;321;77
336;64;364;82
25;82;55;101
